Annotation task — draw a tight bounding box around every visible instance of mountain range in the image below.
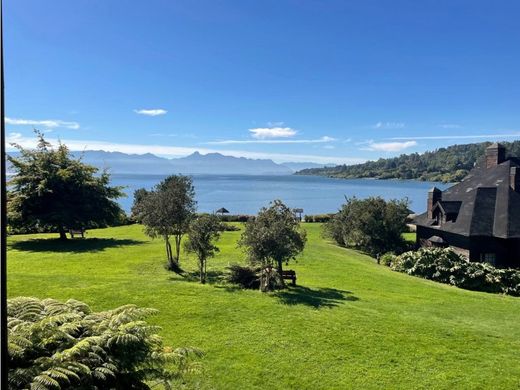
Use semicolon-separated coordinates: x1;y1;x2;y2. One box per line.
6;150;334;176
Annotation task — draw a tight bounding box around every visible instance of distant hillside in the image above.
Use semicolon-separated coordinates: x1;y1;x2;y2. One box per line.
75;150;294;175
281;162;336;171
296;141;520;182
8;150;295;176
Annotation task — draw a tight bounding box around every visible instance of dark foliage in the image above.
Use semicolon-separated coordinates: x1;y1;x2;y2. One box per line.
238;200;307;290
324;197;410;256
297;140;520;183
132;175;196;269
7;132;125;239
218;214;255;223
303;214;334;223
225;264;261;289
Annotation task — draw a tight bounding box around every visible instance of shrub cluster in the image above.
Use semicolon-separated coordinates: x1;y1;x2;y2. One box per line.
304;214;334;223
218;214;255;223
389;248;520;296
324;196;410;256
226;264;261;289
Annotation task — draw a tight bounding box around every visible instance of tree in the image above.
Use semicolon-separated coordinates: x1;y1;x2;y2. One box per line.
324;196;409;256
7;132;124;240
184;214;222;284
238;200;306;290
7;297;203;390
132;175;196;270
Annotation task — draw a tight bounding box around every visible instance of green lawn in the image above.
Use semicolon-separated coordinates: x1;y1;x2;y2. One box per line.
7;224;520;389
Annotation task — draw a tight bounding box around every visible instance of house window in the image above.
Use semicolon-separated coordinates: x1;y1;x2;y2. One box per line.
480;253;496;265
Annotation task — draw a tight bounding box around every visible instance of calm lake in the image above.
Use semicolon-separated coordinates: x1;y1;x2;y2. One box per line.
111;174;450;215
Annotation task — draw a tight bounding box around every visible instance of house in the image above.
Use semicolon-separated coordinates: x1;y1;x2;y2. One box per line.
413;143;520;267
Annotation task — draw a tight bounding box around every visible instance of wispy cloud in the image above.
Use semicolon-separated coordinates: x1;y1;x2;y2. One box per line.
5;134;363;165
389;133;520;141
206;136;336;145
6;117;80;130
361;140;417;152
249;127;297;139
438;123;463;129
373;121;405;129
134;108;167;116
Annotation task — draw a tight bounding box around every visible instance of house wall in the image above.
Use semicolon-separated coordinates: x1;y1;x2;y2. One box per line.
416;226;470;257
416;226;520;268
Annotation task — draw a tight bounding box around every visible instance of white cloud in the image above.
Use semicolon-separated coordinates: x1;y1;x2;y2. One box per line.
389;133;520;141
134;109;167;116
362;140;417;152
373;121;405;129
4;134;363;165
206;136;335;145
438;123;463;129
249;127;297;139
6;117;80;130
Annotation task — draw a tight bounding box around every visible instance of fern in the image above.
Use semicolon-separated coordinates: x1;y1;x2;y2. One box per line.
8;297;203;389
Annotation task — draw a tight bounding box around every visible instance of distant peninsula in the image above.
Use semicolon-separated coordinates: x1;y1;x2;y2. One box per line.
296;140;520;183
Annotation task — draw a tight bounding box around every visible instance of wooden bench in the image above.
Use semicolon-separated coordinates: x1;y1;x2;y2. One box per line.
69;228;86;239
281;270;297;286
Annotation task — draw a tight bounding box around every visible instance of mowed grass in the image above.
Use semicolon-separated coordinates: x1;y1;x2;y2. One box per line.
7;224;520;389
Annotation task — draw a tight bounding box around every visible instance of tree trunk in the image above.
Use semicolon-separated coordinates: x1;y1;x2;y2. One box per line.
277;259;285;288
174;235;182;265
58;226;68;240
199;257;206;284
165;236;174;267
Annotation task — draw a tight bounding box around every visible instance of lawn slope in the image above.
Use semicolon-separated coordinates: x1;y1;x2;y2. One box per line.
7;224;520;389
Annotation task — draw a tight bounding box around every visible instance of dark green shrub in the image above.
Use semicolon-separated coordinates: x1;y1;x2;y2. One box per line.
219;215;255;223
304;214;334;223
7;297;203;390
226;264;260;289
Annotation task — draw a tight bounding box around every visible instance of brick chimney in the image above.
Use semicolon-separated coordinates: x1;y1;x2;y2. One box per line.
427;187;442;219
485;143;505;168
511;167;519;192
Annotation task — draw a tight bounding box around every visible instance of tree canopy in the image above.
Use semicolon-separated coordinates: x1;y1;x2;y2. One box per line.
238;200;306;290
324;196;410;256
185;214;222;284
297;140;520;183
7;132;124;239
132;175;196;270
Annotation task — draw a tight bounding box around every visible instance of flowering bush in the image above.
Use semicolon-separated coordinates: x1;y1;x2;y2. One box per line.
390;248;520;296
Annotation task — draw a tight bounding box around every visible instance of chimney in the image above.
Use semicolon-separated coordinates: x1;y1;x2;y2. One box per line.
511;167;520;192
427;187;442;219
485;143;506;168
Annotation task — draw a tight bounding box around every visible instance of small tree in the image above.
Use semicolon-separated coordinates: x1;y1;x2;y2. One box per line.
7;132;124;239
238;200;306;291
132;175;196;270
185;214;222;284
324;196;409;256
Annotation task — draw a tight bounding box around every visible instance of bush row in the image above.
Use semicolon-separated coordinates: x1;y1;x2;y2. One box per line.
303;214;334;223
386;248;520;296
218;214;256;223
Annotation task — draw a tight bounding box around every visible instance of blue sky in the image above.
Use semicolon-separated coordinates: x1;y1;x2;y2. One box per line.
4;0;520;164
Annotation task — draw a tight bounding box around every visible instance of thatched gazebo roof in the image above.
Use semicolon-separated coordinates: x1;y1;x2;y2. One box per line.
216;207;229;214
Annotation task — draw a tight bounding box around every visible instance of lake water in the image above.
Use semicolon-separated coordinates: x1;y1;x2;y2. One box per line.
111;174;450;215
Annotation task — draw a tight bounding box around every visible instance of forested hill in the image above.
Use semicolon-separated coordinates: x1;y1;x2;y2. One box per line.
296;141;520;183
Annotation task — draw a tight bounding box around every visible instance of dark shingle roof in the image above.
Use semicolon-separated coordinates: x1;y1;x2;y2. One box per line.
414;157;520;238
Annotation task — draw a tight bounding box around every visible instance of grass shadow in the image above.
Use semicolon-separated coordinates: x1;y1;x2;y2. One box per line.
274;286;359;309
173;269;227;284
9;238;145;253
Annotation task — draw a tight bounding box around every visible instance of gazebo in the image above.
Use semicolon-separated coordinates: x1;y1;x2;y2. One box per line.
216;207;230;217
